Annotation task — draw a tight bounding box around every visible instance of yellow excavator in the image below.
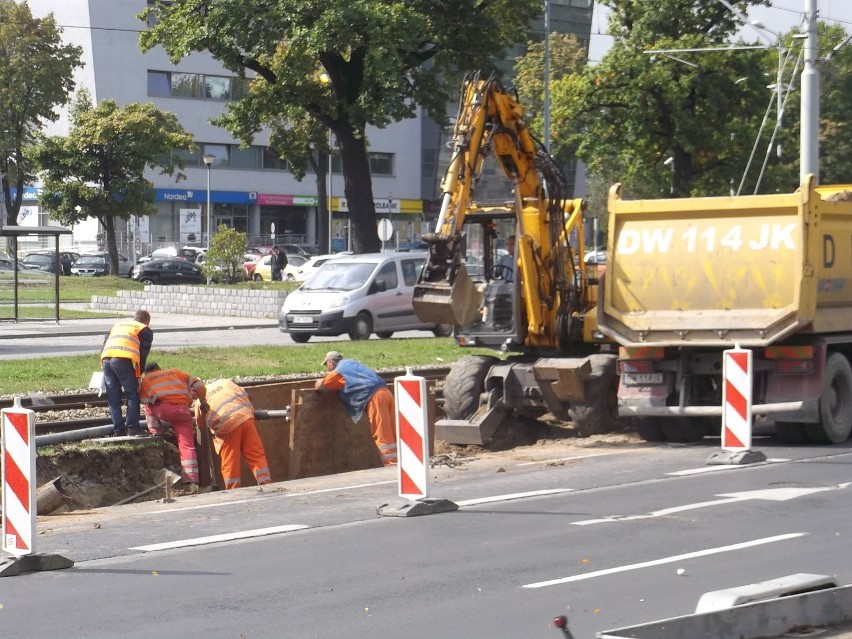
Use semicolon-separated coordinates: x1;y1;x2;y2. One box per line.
413;71;620;445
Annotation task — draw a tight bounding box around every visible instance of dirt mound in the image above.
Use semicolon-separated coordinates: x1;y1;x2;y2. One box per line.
37;439;183;511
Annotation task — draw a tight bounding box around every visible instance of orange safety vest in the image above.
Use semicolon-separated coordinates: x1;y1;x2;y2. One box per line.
140;369;205;406
201;379;254;437
101;320;147;375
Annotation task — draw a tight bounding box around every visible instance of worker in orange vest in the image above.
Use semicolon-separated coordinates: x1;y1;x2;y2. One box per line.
101;309;153;437
140;362;207;490
194;379;272;489
315;351;398;466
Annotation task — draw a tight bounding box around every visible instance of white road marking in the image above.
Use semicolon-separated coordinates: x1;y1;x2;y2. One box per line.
456;489;574;507
572;484;850;526
130;524;311;551
522;533;806;588
667;458;789;476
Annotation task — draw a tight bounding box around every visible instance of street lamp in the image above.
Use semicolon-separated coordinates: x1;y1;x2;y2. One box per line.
202;153;215;284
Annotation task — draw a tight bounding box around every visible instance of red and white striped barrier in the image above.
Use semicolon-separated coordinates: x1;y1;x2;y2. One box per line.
708;346;765;466
395;369;429;500
2;397;36;557
722;346;753;452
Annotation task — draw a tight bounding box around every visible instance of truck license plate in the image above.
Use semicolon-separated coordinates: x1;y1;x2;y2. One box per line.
292;316;314;324
623;372;663;386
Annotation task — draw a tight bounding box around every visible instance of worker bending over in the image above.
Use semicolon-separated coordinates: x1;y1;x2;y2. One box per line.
195;378;272;489
315;351;398;466
140;362;206;490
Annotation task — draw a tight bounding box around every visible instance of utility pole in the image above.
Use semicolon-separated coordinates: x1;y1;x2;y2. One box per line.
800;0;819;183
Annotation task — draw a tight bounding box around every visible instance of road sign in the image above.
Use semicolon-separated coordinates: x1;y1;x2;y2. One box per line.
395;369;429;500
378;218;393;241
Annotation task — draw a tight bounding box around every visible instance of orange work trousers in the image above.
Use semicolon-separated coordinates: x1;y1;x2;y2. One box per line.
212;418;272;489
367;386;398;466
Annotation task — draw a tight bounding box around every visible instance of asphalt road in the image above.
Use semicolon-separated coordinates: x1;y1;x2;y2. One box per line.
3;436;852;638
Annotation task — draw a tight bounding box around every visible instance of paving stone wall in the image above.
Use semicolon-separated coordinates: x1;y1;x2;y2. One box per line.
89;286;288;319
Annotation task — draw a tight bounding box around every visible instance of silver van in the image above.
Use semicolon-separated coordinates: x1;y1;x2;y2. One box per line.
278;252;452;342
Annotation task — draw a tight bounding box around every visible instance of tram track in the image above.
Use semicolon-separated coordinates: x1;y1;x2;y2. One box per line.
2;366;451;437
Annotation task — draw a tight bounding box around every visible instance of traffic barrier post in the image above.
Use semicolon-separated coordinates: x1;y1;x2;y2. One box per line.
0;397;73;576
707;346;766;466
377;368;457;517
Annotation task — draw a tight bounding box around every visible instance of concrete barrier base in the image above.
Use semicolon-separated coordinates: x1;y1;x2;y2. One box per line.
706;449;767;465
0;553;74;577
377;498;459;517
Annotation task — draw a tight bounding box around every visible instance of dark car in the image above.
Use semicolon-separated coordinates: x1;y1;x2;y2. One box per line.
21;251;80;275
70;253;134;277
131;257;205;285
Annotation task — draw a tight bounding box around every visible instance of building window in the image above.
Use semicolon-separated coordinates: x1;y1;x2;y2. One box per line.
147;70;249;102
203;144;230;167
171;73;200;98
230;145;259;169
262;147;287;170
369;153;394;176
204;76;231;100
147;71;170;97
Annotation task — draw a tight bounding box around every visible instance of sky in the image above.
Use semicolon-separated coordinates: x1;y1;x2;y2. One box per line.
588;0;852;63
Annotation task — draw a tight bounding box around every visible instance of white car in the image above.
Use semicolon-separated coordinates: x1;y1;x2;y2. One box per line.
296;252;351;281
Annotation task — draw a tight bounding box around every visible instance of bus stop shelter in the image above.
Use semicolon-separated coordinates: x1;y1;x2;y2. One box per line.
1;225;72;323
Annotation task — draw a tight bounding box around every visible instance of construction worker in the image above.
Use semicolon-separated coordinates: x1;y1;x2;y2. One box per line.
101;309;153;437
194;378;272;489
315;351;398;466
140;362;206;490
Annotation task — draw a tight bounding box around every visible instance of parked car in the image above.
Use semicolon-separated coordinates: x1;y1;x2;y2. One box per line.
295;253;349;281
278;251;453;342
279;243;319;258
250;253;305;281
70;253;134;277
21;251;79;275
131;257;205;285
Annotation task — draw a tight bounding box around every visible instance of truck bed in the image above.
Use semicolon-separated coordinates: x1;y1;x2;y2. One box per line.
600;176;852;347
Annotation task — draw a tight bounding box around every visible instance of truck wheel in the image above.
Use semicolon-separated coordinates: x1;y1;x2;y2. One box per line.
348;312;372;340
807;352;852;444
290;333;310;343
661;417;712;443
567;354;621;437
634;418;666;442
775;421;809;444
443;355;500;420
376;331;394;339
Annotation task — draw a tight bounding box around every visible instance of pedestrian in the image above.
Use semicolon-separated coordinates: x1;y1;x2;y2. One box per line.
194;378;272;489
101;309;153;437
270;245;288;281
315;351;398;466
140;362;206;490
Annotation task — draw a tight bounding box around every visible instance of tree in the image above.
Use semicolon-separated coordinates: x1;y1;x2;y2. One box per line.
204;224;247;284
513;32;587;166
33;91;195;274
138;0;541;253
549;0;772;198
0;1;82;226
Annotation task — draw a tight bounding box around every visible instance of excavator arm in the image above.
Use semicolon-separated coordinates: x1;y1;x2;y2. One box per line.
414;71;586;349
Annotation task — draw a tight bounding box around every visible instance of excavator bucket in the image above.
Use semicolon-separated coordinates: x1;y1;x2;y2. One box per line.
413;262;482;327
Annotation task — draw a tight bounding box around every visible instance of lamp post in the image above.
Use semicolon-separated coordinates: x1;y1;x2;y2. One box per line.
202;153;215;284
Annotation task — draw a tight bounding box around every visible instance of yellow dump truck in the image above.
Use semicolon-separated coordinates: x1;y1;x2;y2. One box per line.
600;175;852;444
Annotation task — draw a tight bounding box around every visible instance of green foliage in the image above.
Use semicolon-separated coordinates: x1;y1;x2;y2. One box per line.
0;1;83;225
204;224;247;283
514;32;587;166
138;0;541;253
551;0;783;198
32;92;195;274
0;338;495;396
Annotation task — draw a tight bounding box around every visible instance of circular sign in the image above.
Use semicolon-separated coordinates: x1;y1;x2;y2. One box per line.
377;218;393;241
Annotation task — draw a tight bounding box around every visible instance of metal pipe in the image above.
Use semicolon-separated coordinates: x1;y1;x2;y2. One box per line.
36;425;113;448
